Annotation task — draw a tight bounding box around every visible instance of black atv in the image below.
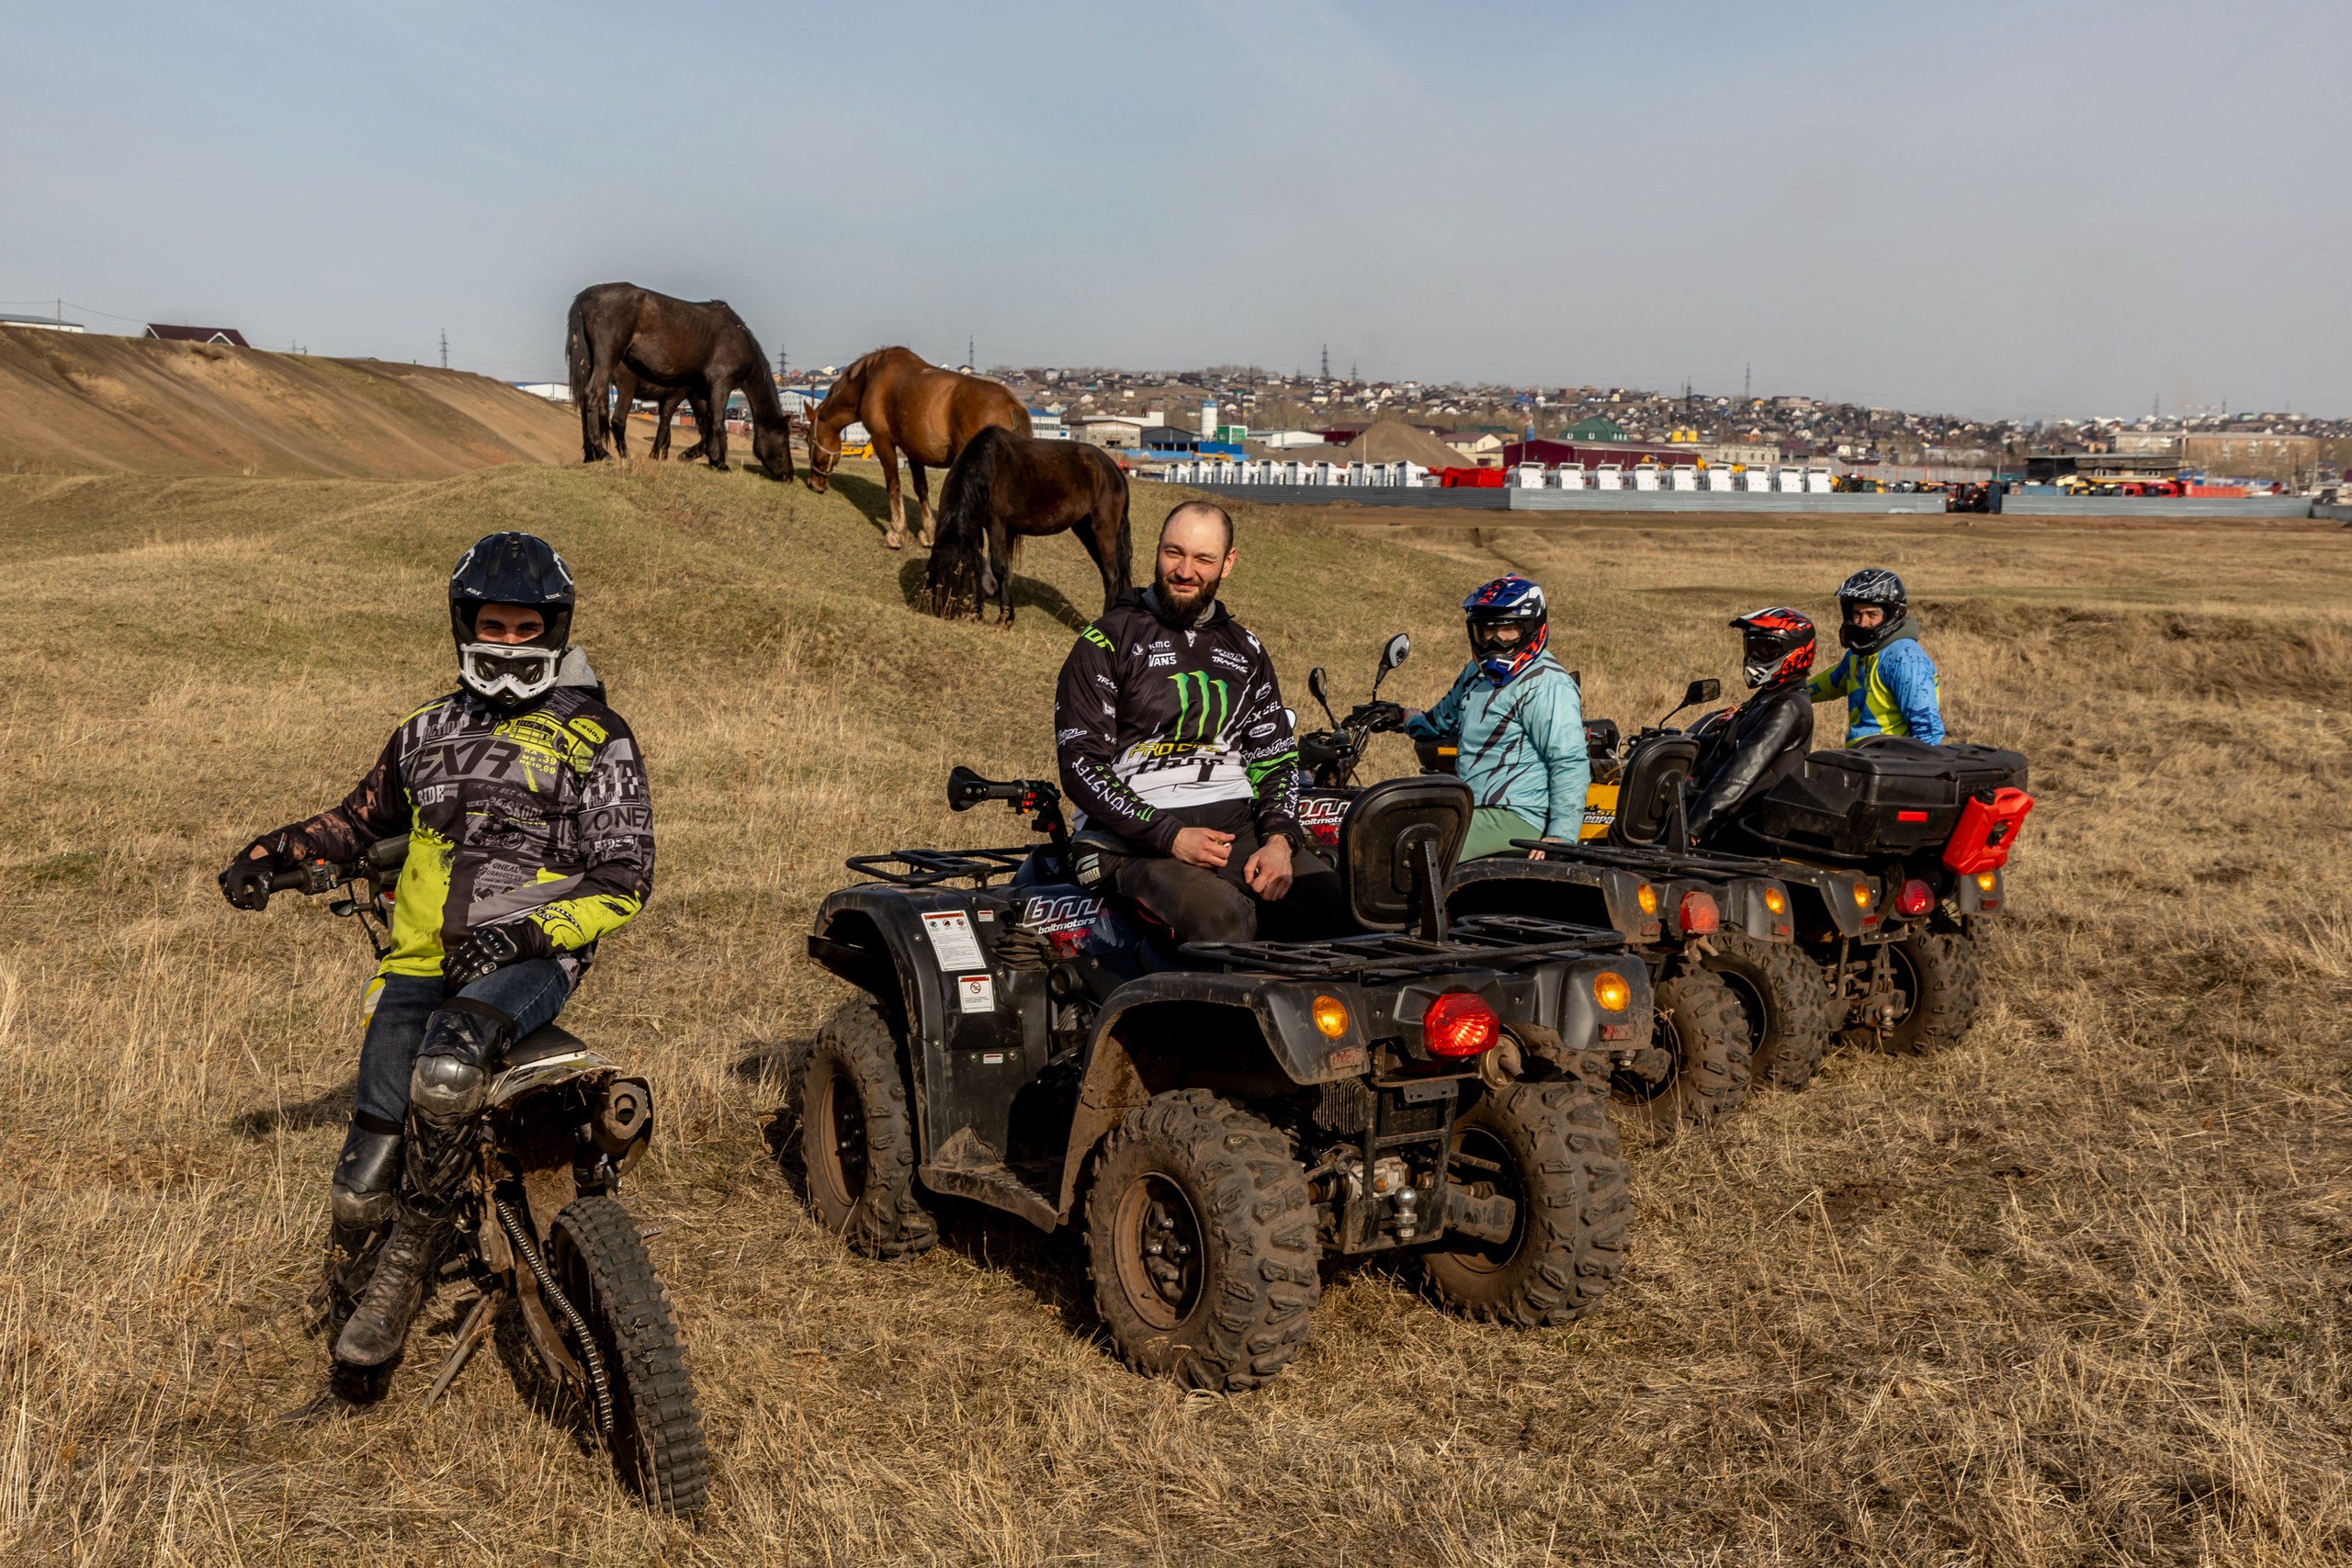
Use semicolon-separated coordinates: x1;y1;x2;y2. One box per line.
1299;649;1826;1129
1605;697;2031;1059
799;764;1650;1392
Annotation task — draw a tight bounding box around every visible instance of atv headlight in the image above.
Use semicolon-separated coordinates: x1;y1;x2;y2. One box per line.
1312;995;1350;1038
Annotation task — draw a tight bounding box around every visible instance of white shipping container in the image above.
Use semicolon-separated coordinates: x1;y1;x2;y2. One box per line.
1346;462;1369;486
1512;462;1546;489
1670;466;1699;491
1805;468;1833;492
1281;460;1306;485
1706;468;1736;491
1550;464;1586;490
1776;469;1805;493
1594;464;1623;491
1633;463;1661;491
1398;462;1429;487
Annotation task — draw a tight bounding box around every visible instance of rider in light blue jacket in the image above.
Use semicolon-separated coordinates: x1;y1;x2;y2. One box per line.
1808;568;1946;745
1404;576;1589;860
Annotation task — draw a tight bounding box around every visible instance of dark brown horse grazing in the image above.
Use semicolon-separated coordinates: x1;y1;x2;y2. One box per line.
566;282;793;479
806;347;1030;548
926;428;1130;626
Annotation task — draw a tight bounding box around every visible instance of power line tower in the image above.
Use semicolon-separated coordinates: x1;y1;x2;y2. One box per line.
1744;363;1752;401
967;334;975;368
439;329;448;370
1320;344;1329;381
777;344;787;380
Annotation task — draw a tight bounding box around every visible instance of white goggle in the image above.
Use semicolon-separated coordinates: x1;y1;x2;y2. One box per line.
458;642;562;704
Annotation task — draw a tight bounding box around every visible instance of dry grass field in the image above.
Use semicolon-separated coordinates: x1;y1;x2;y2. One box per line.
6;460;2351;1565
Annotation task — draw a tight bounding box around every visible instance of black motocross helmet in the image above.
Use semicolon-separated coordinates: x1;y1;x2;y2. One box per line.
1836;567;1905;653
1730;606;1817;690
448;532;575;707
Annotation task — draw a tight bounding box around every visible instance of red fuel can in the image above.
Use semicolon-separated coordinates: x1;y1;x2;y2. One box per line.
1942;787;2034;874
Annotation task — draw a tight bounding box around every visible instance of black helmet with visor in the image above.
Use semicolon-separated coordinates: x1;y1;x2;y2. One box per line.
448;532;575;708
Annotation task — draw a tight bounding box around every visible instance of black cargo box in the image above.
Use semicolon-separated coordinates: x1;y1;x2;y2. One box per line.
1737;739;2029;860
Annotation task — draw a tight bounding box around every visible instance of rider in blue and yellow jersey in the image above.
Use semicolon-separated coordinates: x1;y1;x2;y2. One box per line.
219;533;654;1382
1808;568;1945;746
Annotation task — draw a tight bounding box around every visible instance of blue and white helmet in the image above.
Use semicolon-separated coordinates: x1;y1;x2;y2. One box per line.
1463;575;1548;683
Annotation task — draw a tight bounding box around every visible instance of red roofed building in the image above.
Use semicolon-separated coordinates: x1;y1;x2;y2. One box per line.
145;323;251;347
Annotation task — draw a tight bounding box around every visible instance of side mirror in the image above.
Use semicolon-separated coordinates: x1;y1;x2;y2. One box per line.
1684;678;1721;707
1381;632;1411;672
1306;667;1338;726
946;765;988;812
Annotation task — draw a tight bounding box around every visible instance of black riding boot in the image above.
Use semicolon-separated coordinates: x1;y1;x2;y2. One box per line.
324;1115;403;1340
334;999;512;1370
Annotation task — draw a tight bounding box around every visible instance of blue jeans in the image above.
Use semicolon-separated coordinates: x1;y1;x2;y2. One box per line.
353;960;572;1131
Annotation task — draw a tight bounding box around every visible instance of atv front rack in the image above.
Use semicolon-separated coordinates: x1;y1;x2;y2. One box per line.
1183;913;1622;979
845;847;1034;888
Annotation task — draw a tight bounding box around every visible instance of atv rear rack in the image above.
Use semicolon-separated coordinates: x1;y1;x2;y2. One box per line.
845;847;1035;888
1510;839;1781;878
1183;913;1622;979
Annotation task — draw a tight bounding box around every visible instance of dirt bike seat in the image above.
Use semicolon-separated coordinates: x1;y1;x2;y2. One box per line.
504;1023;593;1068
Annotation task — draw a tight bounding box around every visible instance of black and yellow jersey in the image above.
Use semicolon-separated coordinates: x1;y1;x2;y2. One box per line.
1053;588;1302;854
273;683;654;980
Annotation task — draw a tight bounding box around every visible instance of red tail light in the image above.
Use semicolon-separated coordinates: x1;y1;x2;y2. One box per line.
1677;890;1720;935
1423;993;1499;1056
1895;878;1933;917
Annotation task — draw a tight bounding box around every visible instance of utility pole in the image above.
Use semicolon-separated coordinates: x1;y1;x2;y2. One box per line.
967;334;975;368
1744;363;1751;401
1320;344;1329;381
439;329;448;370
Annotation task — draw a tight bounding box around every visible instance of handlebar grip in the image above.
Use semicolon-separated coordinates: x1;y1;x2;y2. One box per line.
364;834;410;872
946;765;1043;812
266;862;338;895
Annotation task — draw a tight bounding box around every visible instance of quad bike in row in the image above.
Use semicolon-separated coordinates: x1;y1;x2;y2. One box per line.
799;763;1652;1393
1296;641;1823;1132
1600;693;2033;1061
257;837;708;1519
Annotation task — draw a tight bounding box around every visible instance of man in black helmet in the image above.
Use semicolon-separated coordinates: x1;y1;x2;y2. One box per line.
219;533;654;1390
1808;567;1945;746
1687;607;1816;845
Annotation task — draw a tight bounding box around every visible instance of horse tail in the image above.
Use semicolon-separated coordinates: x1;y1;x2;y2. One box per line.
1112;466;1134;593
933;424;1006;607
566;294;592;409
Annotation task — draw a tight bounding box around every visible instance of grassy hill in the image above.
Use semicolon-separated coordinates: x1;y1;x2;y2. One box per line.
5;461;2350;1563
0;327;577;479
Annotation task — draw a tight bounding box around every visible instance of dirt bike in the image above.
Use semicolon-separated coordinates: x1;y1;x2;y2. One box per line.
258;836;709;1519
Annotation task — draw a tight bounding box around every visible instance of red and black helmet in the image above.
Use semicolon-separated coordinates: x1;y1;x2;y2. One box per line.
1730;606;1815;690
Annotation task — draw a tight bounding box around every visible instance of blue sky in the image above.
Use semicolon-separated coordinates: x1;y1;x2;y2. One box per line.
4;1;2344;419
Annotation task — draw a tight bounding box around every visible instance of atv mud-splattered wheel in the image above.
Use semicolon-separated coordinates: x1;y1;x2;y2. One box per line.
1084;1089;1319;1392
1422;1080;1630;1327
547;1196;709;1520
1703;931;1837;1091
800;998;935;1258
1850;928;1984;1057
1612;969;1752;1131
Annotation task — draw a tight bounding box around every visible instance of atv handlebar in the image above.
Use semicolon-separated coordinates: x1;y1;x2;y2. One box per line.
945;767;1069;845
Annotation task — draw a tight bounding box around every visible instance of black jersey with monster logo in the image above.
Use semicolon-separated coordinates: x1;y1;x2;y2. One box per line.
267;682;654;981
1052;587;1303;853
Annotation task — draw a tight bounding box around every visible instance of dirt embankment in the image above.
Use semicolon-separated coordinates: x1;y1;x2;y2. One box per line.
0;327;578;479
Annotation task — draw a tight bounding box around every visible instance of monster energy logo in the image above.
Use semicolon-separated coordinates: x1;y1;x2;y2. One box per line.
1167;672;1229;740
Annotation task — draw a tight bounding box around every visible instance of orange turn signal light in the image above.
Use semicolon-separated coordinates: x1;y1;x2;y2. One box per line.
1763;886;1787;915
1852;882;1873;908
1635;883;1658;916
1312;995;1351;1038
1592;971;1632;1012
1974;870;1998;892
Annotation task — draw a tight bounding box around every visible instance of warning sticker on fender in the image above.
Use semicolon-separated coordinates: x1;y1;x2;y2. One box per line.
922;910;986;971
957;974;996;1012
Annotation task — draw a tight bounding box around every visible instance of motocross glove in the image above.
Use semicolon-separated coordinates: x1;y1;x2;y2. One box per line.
443;919;557;990
218;832;289;911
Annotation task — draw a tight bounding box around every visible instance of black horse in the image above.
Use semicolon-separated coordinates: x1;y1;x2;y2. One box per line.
926;427;1130;626
565;282;792;479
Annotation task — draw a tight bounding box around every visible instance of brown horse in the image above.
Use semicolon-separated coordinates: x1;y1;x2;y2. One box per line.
606;368;699;461
926;427;1130;625
806;346;1030;548
566;282;792;479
